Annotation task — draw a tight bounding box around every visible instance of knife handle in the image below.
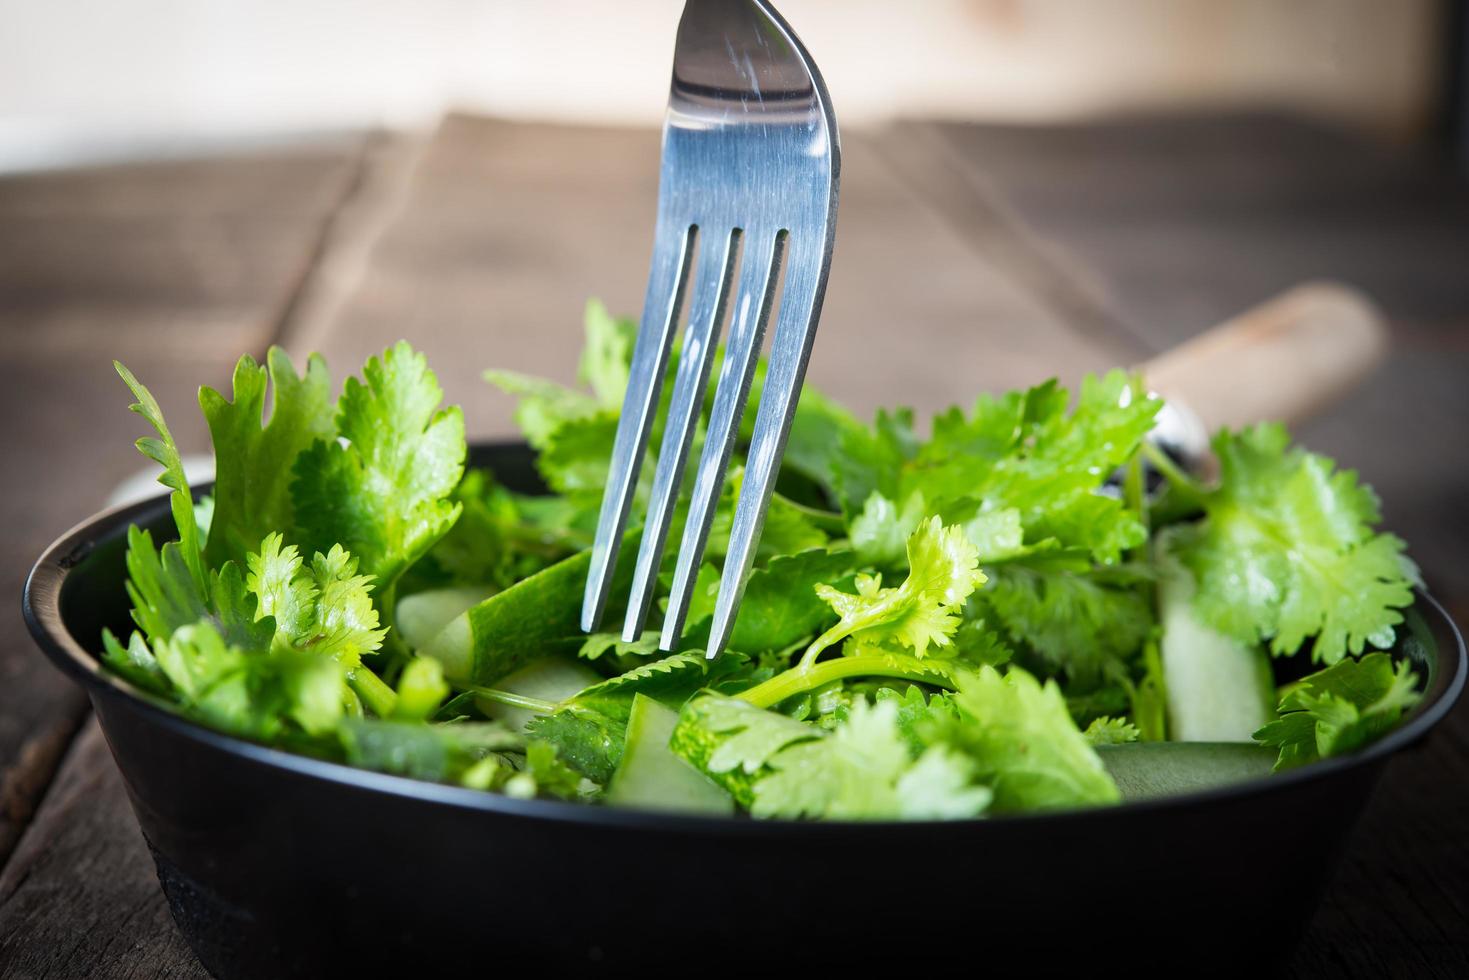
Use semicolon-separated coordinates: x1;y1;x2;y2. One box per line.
1139;281;1389;433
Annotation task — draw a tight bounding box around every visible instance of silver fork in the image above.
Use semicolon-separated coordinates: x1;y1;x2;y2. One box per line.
579;0;840;660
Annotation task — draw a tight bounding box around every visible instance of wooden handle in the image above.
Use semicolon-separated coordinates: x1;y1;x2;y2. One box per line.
1139;281;1390;432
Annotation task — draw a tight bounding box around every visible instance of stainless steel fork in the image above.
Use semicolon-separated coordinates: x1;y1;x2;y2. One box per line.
579;0;840;660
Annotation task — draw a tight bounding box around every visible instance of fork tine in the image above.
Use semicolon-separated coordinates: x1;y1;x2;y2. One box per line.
706;234;828;660
580;220;696;633
620;228;740;641
658;228;786;650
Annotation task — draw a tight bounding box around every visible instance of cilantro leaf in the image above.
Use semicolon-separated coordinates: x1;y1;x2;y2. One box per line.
705;471;829;562
752;699;990;820
930;666;1121;812
245;533;388;669
849;491;926;568
144;621;350;740
727;549;857;654
807;517;985;661
564;651;742;723
915;371;1158;563
522;709;624;785
671;695;990;820
1253;652;1421;770
1173;424;1414;663
1084;716;1141;745
482;371;599;451
829;408;919;517
578;630;663;663
399;469;583;595
292;342;465;593
980;563;1153;686
114;362;207;595
200;347;334;569
875;686;960;755
122;525;271;652
578;298;636;407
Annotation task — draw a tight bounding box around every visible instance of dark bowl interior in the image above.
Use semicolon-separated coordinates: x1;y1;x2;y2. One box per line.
23;442;1468;976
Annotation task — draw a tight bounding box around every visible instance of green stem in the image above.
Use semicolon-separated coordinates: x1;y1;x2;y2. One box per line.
1143;442;1208;507
798;621;849;670
464;686;560;714
738;654;956;709
1125;448;1148;528
348;666;398;718
777;496;847;532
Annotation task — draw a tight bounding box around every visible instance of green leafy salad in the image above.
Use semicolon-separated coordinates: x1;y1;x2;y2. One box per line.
102;300;1424;819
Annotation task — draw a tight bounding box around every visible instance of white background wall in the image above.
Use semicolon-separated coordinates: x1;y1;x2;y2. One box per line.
0;0;1442;172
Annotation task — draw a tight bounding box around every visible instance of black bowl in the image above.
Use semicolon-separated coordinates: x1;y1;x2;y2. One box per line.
24;443;1466;977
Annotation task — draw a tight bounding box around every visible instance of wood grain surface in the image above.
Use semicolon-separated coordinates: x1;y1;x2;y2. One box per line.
0;113;1465;978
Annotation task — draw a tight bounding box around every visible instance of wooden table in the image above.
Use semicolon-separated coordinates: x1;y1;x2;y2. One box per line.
1;113;1466;977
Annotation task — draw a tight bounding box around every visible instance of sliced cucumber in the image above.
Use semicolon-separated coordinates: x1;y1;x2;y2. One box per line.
1156;530;1276;741
475;655;603;732
605;694;734;815
396;586;497;652
1098;742;1275;801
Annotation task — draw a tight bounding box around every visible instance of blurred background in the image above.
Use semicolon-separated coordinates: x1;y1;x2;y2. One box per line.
0;0;1459;172
3;5;1469;974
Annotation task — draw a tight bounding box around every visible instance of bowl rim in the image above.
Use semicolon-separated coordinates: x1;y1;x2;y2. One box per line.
22;443;1467;835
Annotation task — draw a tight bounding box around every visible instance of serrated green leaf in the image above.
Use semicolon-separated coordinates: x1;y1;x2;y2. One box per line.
1175;424;1414;663
1254;652;1421;770
808;518;985;661
932;666;1121;812
114;362;207;595
292;342;465;593
728;549;857;654
200;347;334;569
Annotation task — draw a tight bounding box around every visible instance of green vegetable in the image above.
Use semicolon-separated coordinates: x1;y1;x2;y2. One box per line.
396;586;496;651
474;656;602;731
671;694;991;820
99;300;1428;815
418;530;637;684
1167;423;1414;664
1098;742;1276;800
1253;652;1421;771
927;666;1121;813
293;342;466;596
605;694;733;814
801;517;985;665
200;348;334;569
1155;529;1275;741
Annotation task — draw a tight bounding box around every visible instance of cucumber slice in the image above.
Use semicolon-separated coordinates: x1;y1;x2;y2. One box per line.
477;656;603;732
396;586;497;652
1156;530;1276;741
605;694;734;815
1098;742;1275;801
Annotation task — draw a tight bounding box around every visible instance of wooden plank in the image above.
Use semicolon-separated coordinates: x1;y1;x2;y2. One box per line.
298;115;1120;443
0;139;369;975
0;720;208;979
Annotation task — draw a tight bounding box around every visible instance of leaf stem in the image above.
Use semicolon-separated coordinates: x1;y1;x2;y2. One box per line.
348;666;398;717
464;686;560;714
776;495;847;532
738;654;956;709
798;621;849;670
1143;442;1208;507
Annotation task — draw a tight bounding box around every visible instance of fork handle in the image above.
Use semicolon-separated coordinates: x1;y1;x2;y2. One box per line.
1138;280;1389;433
